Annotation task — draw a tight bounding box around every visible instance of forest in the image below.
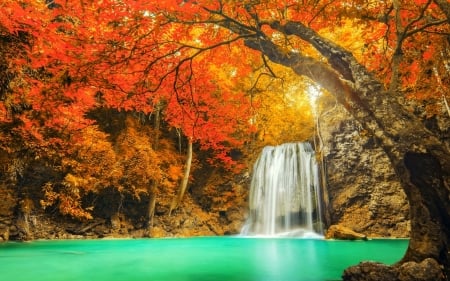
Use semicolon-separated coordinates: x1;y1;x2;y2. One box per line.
0;1;449;280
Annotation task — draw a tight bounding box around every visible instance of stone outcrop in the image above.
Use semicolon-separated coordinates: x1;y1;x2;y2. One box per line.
325;224;367;240
0;169;248;241
319;103;410;238
342;258;445;281
0;184;16;241
342;261;399;281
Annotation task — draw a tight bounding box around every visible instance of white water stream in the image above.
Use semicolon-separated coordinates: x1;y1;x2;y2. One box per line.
241;142;323;237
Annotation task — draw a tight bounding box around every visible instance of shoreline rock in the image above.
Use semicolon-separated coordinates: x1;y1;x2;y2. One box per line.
325;224;367;240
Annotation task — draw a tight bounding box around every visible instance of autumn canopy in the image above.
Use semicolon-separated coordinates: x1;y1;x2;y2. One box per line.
0;0;449;280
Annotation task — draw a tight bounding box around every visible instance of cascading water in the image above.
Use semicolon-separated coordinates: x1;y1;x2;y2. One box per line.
241;142;324;237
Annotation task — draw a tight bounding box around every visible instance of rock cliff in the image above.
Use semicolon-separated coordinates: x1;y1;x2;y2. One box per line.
320;104;410;238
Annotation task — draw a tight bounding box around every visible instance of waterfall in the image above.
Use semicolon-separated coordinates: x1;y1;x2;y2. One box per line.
241;142;324;237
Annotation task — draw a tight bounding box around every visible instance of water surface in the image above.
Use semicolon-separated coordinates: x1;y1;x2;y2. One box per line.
0;237;408;281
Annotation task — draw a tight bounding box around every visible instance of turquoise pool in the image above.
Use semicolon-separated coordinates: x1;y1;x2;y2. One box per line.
0;237;408;281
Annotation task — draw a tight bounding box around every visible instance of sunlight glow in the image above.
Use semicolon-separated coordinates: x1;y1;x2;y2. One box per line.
307;84;321;117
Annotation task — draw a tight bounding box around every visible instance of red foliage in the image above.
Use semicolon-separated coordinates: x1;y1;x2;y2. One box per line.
1;0;448;218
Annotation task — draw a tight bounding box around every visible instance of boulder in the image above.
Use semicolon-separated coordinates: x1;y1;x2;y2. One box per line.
342;258;445;281
343;262;398;281
398;258;444;281
325;224;367;240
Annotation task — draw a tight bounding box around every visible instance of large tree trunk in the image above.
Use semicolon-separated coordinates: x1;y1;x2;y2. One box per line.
241;20;450;281
401;152;449;265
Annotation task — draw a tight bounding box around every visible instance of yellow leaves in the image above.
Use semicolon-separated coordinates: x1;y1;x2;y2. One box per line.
40;182;93;220
40;182;58;209
115;116;184;195
58;193;93;220
63;173;89;189
32;111;182;221
62;126;119;186
115;119;159;185
250;63;315;150
319;19;366;61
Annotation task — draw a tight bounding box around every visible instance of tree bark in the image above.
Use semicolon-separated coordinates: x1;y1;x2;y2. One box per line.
316;110;332;229
169;139;193;216
241;20;450;280
434;0;450;23
147;186;156;231
147;103;162;233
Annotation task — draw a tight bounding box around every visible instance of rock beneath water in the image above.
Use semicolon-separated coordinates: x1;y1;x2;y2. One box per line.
325;224;367;240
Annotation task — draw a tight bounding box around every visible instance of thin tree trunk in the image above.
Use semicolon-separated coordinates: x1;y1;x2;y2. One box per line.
433;66;450;118
444;95;450;118
147;190;156;229
168;138;193;216
146;102;162;233
389;0;403;93
153;102;161;151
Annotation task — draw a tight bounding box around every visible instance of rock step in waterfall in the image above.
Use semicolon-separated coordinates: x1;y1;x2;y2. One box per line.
241;142;324;237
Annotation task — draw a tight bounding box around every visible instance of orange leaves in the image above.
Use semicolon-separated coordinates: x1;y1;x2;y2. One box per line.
0;0;444;145
422;46;435;61
366;23;388;43
402;61;420;87
0;1;46;34
18;116;44;143
41;182;94;221
2;0;447;222
114;116;181;194
1;0;255;174
62;126;118;181
339;0;450;108
0;103;8;123
168;165;183;182
36;112;185;220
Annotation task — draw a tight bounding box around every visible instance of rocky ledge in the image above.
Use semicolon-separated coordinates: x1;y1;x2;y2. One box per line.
325;224;367;240
343;258;445;281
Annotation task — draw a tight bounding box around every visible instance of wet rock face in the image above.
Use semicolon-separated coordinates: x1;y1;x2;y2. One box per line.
0;184;16;241
320;105;410;237
0;171;249;241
